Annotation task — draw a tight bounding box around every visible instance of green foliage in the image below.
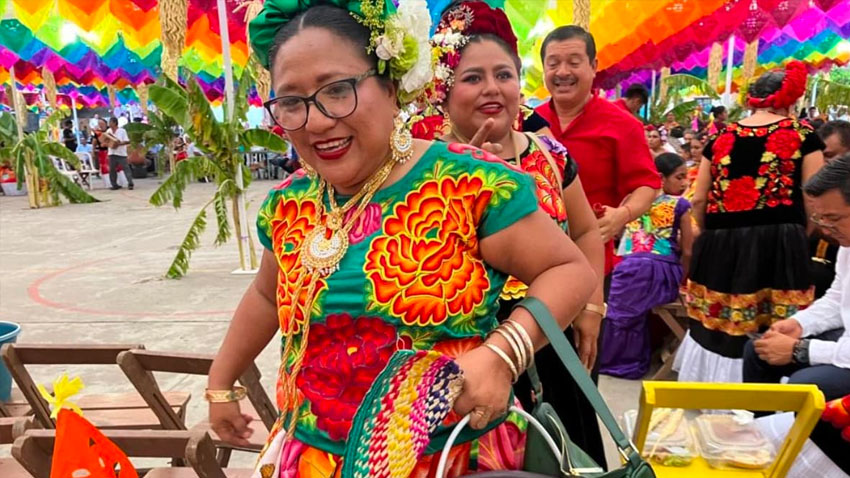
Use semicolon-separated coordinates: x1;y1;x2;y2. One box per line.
147;71;288;277
126;110;180;177
808;76;850;113
829;67;850;87
0;111;98;206
166;202;209;279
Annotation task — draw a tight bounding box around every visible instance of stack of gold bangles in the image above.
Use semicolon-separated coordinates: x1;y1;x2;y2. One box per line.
485;319;534;383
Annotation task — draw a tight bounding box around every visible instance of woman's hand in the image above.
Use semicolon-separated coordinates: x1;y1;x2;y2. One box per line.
597;205;629;242
209;401;255;447
453;344;514;430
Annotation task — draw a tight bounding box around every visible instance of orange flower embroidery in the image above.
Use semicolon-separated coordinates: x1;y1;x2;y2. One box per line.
365;175;492;326
268;196;327;334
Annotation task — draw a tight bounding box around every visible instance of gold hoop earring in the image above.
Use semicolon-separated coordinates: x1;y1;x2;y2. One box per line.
390;115;413;164
441;113;452;137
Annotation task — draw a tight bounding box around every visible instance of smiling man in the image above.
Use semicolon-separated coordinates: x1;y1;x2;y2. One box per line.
533;24;660;469
535;26;660;276
743;153;850;474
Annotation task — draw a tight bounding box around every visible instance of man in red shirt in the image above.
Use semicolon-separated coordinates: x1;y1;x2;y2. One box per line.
613;83;649;117
536;26;660;277
533;26;660;469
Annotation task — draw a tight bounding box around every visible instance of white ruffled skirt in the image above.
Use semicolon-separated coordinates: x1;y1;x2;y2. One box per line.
672;331;743;383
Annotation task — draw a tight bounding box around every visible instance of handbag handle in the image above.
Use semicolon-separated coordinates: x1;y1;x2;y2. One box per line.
513;297;643;468
435;406;563;478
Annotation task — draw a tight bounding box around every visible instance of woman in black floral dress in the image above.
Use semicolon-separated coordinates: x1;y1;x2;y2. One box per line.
674;62;825;383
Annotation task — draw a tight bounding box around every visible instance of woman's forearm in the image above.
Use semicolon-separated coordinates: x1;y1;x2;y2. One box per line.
489;260;596;354
573;228;605;306
209;251;281;389
208;282;279;389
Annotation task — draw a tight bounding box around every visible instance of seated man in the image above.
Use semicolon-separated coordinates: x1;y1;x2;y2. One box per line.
743;153;850;475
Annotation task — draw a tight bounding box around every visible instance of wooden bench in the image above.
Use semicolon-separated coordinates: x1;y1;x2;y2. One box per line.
0;344;190;432
650;299;689;380
11;429;253;478
117;349;277;465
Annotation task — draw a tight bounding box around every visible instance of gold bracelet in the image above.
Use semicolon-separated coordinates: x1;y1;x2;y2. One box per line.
484;343;518;383
204;386;247;403
584;302;608;317
492;327;526;371
504;320;534;367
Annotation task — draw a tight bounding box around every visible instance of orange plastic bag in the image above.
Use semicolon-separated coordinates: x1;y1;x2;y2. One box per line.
50;408;138;478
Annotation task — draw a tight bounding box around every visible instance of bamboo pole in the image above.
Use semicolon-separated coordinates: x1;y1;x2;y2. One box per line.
573;0;590;29
159;0;189;81
707;42;723;94
136;83;149;116
218;0;255;273
723;34;735;107
10;65;38;208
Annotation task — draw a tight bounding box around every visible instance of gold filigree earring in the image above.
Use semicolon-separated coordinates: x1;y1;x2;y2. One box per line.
390;115;413;164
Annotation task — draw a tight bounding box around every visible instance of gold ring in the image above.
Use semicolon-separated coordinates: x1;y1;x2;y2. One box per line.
472;407;489;416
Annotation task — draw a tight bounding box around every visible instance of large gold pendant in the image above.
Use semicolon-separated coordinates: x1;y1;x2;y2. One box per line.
301;226;349;277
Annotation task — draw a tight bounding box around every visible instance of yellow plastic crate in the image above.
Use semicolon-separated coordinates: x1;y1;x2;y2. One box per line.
633;381;825;478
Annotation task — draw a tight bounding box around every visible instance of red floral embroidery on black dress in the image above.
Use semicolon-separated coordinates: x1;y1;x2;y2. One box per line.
707;120;808;214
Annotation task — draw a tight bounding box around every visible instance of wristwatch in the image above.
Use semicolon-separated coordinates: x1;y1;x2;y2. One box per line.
792;339;811;365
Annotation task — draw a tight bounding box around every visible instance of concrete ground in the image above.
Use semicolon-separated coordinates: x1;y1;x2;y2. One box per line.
0;175;645;468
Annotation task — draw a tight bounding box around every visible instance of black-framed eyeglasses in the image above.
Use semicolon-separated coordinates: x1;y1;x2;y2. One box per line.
264;69;377;131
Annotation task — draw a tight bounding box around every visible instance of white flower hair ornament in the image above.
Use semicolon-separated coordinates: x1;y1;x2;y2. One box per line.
358;0;433;105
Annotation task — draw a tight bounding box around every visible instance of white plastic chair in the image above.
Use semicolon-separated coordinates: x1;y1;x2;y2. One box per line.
74;152;100;190
51;157;82;186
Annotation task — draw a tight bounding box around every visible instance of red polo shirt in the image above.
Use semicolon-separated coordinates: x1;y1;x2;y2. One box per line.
613;98;630;114
536;95;660;274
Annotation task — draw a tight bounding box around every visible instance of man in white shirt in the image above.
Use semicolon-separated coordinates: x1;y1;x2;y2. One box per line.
743;154;850;473
106;117;134;191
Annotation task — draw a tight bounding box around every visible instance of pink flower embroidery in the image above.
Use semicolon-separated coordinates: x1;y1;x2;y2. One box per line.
632;230;655;253
344;203;382;244
278;438;306;478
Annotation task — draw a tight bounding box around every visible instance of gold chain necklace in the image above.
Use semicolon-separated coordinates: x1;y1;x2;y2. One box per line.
300;156;396;277
277;155;397;439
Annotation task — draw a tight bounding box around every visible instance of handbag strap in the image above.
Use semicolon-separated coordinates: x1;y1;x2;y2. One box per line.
525;133;563;190
514;297;643;468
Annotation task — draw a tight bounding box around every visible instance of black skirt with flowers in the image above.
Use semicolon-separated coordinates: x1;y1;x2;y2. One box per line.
685;119;824;359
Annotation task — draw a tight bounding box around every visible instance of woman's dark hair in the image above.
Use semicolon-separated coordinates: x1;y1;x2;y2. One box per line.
803;153;850;204
654;152;685;177
464;34;522;74
268;5;379;74
748;70;785;100
541;25;596;63
710;105;726;117
670;126;684;139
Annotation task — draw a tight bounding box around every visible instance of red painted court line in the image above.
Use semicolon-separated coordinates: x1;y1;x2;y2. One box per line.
27;259;235;318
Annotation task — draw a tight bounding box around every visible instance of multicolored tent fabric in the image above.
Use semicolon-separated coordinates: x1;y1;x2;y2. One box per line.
0;0;257;109
2;0;848;109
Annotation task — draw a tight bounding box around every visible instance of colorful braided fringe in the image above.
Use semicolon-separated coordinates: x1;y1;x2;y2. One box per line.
341;350;464;478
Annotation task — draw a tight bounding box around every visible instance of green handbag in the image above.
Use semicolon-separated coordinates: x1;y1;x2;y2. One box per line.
517;297;655;478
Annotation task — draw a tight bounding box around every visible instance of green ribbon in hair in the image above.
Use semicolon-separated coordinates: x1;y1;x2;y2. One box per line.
249;0;396;69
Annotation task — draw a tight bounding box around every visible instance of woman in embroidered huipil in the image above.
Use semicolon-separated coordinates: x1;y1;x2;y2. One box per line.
674;62;825;383
427;2;606;464
206;2;596;477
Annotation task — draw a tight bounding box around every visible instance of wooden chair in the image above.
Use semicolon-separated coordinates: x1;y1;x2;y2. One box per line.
649;297;689;380
117;349;276;464
11;428;253;478
0;344;191;432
